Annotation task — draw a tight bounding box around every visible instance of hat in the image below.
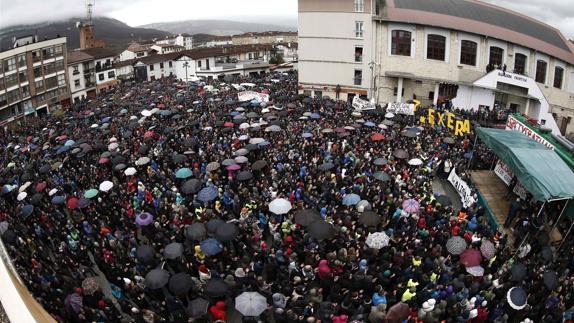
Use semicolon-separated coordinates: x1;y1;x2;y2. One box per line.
234;268;246;278
469;309;478;319
422;300;434;312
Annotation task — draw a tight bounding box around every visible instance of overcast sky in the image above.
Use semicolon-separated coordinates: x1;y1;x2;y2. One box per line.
0;0;573;39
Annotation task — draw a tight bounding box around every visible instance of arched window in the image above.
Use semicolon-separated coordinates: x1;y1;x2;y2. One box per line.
427;34;446;61
535;60;547;84
489;47;504;66
554;66;564;89
391;30;412;56
460;40;477;66
514;53;527;75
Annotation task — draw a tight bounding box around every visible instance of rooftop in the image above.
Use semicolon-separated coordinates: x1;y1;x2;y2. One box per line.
81;47;119;59
67;50;94;64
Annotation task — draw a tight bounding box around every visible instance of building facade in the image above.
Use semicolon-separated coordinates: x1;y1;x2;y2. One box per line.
232;31;298;45
81;48;118;93
67;50;96;102
298;0;574;136
155;34;194;50
118;42;154;62
0;37;70;125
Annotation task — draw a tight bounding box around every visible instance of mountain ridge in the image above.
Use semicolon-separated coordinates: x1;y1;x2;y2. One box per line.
139;19;296;37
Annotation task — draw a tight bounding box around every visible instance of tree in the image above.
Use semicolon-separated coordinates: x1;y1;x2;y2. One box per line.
269;54;284;65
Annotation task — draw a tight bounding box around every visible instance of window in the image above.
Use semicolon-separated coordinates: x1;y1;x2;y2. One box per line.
315;90;322;98
57;74;65;87
391;30;412;56
426;34;446;61
428;91;434;100
393;87;405;96
355;47;363;62
18;55;26;68
22;85;29;98
45;76;58;89
54;45;63;56
98;73;105;81
42;47;55;59
35;79;44;92
5;74;18;88
108;71;115;78
489;47;504;67
19;72;27;84
554;66;564;89
3;57;16;72
355;21;364;38
354;0;364;12
55;60;64;71
74;79;81;88
6;89;20;104
514;53;527;75
32;51;41;62
33;67;42;78
149;64;155;71
460;40;477;66
159;62;164;69
354;70;362;85
0;94;6;107
535;60;547;83
169;61;173;68
73;65;79;75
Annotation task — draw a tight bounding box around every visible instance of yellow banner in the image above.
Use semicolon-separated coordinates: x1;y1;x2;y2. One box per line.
420;108;471;136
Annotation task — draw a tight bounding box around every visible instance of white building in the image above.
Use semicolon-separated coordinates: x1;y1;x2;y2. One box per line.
67;50;96;103
150;44;185;55
82;47;118;93
298;0;574;136
155;34;194;50
118;42;154;62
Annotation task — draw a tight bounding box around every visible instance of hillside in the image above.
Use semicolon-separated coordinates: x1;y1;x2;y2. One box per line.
140;19;296;37
0;17;170;51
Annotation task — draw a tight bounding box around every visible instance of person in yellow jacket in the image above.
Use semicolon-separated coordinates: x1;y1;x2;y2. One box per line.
407;278;419;288
412;256;422;267
402;286;417;302
194;245;205;261
281;221;291;235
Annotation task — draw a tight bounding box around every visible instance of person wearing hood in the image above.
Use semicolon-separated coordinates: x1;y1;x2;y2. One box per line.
372;285;387;306
318;259;332;280
273;292;287;309
368;303;387;323
194;245;205;262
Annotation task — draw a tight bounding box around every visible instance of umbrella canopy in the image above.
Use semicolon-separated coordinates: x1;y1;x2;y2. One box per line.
169;273;193;295
17;191;27;201
342;193;361;206
176;168;193;179
51;195;66;205
99;180;114;192
235;148;249;156
164;242;184;259
365;232;390;249
145;269;170;290
373;157;388;166
215;222;239;242
222;158;237;166
21;204;34;218
308;221;336;240
268;198;292;214
236;171;253;181
408;158;423;166
135;157;150;166
393;149;409;159
205;279;229;297
386;302;410;323
197;186;219;202
65;293;83;314
359;211;381;227
200;238;223;256
206;219;224;233
294;209;322;226
436;195;452;206
252;160;268;171
186;223;206;240
543;271;558;290
188;298;209;318
206;162;220;172
181;179;202;195
35;182;47;192
446;236;467;255
82;277;99;296
136;212;154;226
373;171;390;182
172;154;188;164
459;249;482;267
318;162;335;171
30;193;43;205
507;287;528;310
124;167;137;176
510;262;527;282
443;137;456;144
480;240;496;259
402;199;420;213
235;292;267;317
465;266;485;277
136;245;155;264
371;133;385;141
84;188;98;199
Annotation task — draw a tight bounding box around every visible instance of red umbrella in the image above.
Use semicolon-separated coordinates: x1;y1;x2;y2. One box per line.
158;103;166;109
459;249;482;267
144;131;155;139
67;197;79;209
386;302;410;323
35;182;47;192
56;135;68;141
370;133;385;141
224;122;234;127
98;157;110;164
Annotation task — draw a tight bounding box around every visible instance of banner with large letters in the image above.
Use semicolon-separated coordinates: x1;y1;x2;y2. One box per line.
387;102;415;115
505;115;555;150
238;91;269;103
494;160;514;186
352;97;374;111
420;108;471;136
447;167;476;208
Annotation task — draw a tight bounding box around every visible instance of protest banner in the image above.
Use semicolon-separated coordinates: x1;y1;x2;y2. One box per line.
387;102;415;115
494;160;514;186
505;115;555;150
352;97;374;111
420;108;471;136
238;91;269;103
447;167;476;208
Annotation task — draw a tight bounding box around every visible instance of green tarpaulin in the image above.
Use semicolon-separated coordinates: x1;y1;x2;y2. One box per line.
476;127;574;202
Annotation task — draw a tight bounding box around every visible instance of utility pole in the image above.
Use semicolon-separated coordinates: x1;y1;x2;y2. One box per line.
183;61;189;83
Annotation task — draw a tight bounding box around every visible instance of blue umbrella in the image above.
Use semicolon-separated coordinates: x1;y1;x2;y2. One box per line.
198;186;218;202
175;168;193;179
310;113;320;119
101;117;111;123
342;193;361;206
2;185;14;194
64;140;76;147
21;204;34;218
200;238;223;256
230;111;241;116
258;141;271;147
51;195;66;205
57;146;70;154
464;152;473;159
364;121;376;127
302;132;313;138
77;198;91;208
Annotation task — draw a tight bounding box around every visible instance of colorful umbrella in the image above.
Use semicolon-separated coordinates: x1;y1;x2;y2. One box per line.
480;240;496;259
136;212;154;226
176;168;193;179
402;199;420;213
342;193;361;206
506;287;527;310
200;238;223;256
446;236;467;255
197;186;219;202
459;249;482;267
84;189;98;199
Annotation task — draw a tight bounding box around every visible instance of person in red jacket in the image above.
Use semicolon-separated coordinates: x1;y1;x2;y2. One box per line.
209;301;227;322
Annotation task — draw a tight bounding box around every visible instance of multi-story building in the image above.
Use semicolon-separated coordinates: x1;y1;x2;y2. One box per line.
67;50;96;103
298;0;574;136
232;31;298;45
150;44;185;55
118;42;154;62
0;36;70;125
81;47;118;93
155;34;194;50
203;36;233;48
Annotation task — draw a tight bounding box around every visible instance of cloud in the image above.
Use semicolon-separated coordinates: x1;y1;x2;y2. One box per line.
483;0;574;39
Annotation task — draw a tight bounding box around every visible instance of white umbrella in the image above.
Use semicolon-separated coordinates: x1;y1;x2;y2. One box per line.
109;137;118;143
249;138;265;145
366;232;390;249
48;188;58;196
108;143;119;151
141;109;152;117
19;182;32;192
378;124;388;130
466;266;485;277
238;135;249;141
385;112;395;118
135;157;151;166
99;181;114;192
269;198;292;215
239;123;251;130
408;158;423;166
17;192;27;201
235;292;267;317
235;156;248;164
124;167;137;176
150;108;159;114
90;124;99;128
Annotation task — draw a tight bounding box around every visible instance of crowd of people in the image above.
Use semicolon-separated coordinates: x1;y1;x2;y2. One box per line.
0;71;572;323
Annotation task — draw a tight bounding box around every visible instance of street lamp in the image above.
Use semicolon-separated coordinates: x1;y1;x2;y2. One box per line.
183;61;189;83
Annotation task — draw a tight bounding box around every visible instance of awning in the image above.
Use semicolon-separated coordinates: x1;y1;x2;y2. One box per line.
476;127;574;201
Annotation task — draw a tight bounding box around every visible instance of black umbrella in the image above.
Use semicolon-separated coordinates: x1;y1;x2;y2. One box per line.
112;156;126;166
21;204;34;218
221;159;236;166
186;223;206;240
245;144;260;151
543;271;558;290
507;287;527;310
206;218;224;234
39;165;51;174
393;149;409;159
215;223;239;242
172;154;188;164
136;245;155;264
294;209;322;226
138;145;149;155
308;221;336;240
436;195;452;206
539;246;553;263
168;273;193;295
181;179;202;195
145;269;170;290
30;193;43;205
204;279;229;297
373;158;387;166
318;162;335;171
401;130;417;138
252;160;268;171
510;262;527;282
359;211;381;227
1;230;17;245
164;242;184;260
114;163;126;171
236;171;253;181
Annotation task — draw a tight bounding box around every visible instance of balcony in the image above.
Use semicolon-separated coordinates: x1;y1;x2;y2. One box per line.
95;63;113;73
